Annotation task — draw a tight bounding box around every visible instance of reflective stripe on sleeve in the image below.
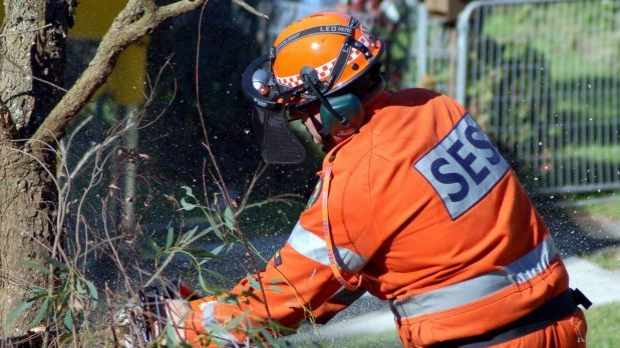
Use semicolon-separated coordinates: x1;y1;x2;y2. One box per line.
287;221;367;273
390;237;559;319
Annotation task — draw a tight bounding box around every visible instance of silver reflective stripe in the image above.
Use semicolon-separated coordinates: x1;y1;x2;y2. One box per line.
390;237;558;319
287;221;367;273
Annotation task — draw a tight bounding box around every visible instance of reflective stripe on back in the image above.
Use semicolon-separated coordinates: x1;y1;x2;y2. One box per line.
287;221;367;273
390;237;558;319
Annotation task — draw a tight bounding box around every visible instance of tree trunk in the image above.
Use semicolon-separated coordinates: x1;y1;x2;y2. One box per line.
0;144;57;337
0;0;70;337
0;0;223;338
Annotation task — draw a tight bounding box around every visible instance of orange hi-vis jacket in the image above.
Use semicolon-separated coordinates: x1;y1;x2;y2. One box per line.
187;88;570;347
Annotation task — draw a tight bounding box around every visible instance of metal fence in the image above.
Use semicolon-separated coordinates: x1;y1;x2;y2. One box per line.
455;0;620;194
259;0;620;194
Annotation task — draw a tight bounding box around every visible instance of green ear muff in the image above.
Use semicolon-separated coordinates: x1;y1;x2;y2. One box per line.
319;94;365;136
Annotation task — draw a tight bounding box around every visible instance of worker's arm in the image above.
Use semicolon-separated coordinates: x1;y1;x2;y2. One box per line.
167;222;356;346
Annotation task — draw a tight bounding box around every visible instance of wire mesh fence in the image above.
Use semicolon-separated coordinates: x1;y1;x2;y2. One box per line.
256;0;619;194
456;0;620;194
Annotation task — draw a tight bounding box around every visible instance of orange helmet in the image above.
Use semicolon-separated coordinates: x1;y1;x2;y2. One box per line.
271;11;384;109
240;11;384;163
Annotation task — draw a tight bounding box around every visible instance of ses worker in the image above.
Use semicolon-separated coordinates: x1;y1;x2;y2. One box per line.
165;11;590;348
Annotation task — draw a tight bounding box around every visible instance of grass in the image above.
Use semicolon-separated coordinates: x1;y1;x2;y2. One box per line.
576;196;620;270
569;193;620;346
585;302;620;348
583;246;620;270
580;197;620;220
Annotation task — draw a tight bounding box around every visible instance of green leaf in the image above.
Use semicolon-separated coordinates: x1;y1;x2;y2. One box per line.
183;248;217;259
198;273;208;292
85;279;99;309
212;226;224;240
258;326;281;347
224;310;249;331
165;227;175;249
41;254;68;272
63;310;74;331
181;226;199;243
76;279;85;295
246;275;263;291
269;285;283;293
5;301;34;326
180;197;196;211
181;185;195;198
223;207;235;230
20;260;52;275
165;321;178;343
210;244;225;256
29;297;50;327
145;235;160;253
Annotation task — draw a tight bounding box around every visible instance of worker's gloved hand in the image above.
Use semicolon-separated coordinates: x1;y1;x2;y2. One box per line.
139;281;211;346
161;299;204;346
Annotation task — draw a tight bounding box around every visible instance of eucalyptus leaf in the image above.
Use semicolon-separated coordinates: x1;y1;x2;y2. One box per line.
20;259;52;275
269;285;283;293
29;297;50;328
165;227;175;249
180;197;197;211
210;243;225;256
223;207;235;230
63;310;74;331
5;300;34;326
258;326;281;347
41;254;68;272
181;185;195;198
85;279;99;309
247;275;263;291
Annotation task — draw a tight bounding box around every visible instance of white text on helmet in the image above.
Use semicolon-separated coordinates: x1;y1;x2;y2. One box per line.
319;26;353;35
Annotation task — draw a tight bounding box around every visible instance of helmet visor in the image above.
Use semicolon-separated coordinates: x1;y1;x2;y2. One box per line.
251;106;305;164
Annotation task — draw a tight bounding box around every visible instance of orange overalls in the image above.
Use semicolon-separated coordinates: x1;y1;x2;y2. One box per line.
187;88;587;347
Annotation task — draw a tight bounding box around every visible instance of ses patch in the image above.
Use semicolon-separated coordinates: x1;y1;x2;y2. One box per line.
273;250;282;267
414;113;509;220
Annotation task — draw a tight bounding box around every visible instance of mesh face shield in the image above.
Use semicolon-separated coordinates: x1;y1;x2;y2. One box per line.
242;52;308;165
251;106;305;164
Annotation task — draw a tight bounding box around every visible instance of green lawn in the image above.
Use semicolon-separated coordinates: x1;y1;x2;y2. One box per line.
585;302;620;348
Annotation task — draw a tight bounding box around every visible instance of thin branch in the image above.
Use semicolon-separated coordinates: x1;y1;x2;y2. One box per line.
29;0;209;151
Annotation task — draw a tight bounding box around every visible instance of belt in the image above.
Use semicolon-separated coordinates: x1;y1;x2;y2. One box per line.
431;288;586;348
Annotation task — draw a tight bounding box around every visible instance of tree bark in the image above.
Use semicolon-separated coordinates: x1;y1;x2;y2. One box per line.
0;144;57;338
0;0;69;336
0;0;213;338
